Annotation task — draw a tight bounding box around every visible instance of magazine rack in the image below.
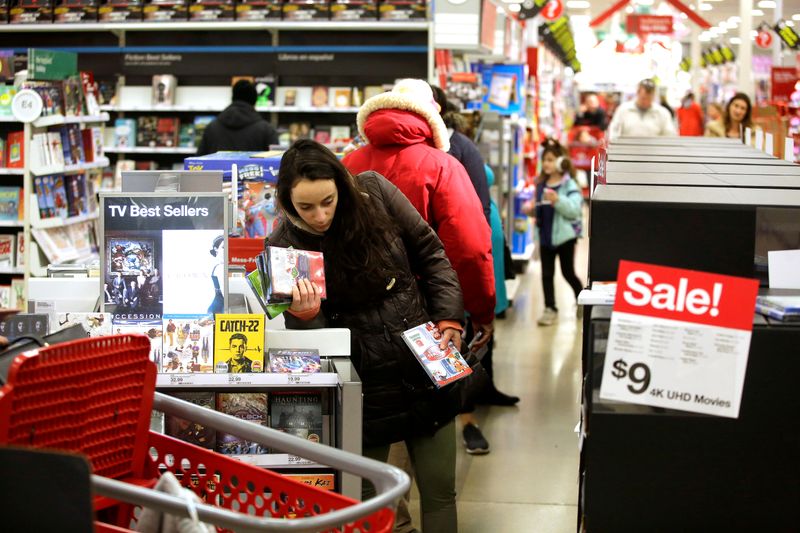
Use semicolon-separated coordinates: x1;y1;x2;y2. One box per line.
0;335;408;532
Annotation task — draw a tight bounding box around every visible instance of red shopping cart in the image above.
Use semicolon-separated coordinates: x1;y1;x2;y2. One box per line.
0;335;408;532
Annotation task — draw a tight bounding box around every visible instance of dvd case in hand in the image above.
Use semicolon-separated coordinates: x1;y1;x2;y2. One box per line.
216;392;269;455
401;322;473;388
269;391;323;444
166;392;216;449
265;246;327;304
268;349;321;373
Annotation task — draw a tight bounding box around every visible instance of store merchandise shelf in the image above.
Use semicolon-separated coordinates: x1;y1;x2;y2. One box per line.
156;372;340;389
0;220;23;227
101;104;360;114
30;157;111;177
231;454;323;469
0;21;430;32
32;113;110;128
512;242;535;262
105;146;197;154
0;266;23;275
0;116;19;123
259;106;360;114
0;168;24;175
31;211;100;230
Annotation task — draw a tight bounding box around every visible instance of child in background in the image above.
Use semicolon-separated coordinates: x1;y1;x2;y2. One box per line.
524;139;584;326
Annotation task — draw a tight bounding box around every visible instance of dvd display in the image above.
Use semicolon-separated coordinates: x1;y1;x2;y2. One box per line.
269;391;323;443
216;393;269;455
268;349;322;374
165;392;216;449
213;314;265;373
161;314;214;373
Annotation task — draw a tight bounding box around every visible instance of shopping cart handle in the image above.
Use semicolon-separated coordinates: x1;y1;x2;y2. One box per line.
93;392;409;532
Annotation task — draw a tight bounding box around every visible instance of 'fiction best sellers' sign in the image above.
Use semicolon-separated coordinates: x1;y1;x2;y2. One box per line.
599;261;759;418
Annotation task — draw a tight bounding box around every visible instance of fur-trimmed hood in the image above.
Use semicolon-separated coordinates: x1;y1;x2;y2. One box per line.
357;92;451;152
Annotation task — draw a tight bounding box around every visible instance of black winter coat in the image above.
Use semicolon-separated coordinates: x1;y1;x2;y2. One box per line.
197;101;279;156
448;131;491;224
268;172;465;447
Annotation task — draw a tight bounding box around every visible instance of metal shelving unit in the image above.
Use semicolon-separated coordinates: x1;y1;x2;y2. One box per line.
0;21;430;32
104;146;197;154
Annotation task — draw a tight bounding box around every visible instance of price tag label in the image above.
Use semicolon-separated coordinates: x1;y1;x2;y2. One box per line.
599;261;758;418
286;374;311;385
287;455;312;465
11;89;44;123
168;374;196;386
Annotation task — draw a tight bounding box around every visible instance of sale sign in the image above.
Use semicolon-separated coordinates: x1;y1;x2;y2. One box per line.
599;261;759;418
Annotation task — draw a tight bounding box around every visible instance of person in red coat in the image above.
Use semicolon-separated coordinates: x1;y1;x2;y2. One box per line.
677;92;705;137
343;79;497;345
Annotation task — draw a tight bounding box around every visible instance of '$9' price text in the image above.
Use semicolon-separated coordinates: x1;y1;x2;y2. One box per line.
610;359;651;394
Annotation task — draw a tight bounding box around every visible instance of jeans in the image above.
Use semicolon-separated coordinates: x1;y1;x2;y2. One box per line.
540;238;584;310
363;421;457;533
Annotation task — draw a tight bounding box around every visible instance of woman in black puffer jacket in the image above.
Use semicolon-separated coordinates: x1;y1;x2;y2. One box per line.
268;140;464;533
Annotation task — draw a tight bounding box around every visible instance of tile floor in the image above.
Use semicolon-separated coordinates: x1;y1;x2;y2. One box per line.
409;236;589;533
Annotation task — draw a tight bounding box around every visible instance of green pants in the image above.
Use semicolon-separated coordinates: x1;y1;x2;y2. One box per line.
362;420;457;533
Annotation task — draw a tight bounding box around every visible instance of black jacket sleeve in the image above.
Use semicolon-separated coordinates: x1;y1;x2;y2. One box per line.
196;127;211;156
261;122;280;148
451;133;491;224
366;172;465;325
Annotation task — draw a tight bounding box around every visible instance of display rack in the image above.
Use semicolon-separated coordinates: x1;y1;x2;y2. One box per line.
0;21;430;32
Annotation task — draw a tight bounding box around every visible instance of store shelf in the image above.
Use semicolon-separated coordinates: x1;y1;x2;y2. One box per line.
156;372;340;389
0;266;23;275
32;113;110;128
262;106;360;114
0;116;19;123
0;219;23;227
31;211;99;230
30;157;111;177
101;104;360;114
0;168;24;175
230;453;323;469
0;21;430;33
104;146;197;154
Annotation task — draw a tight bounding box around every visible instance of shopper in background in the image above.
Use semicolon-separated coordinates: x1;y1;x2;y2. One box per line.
196;80;279;155
575;93;608;131
677;92;704;136
523;140;584;326
706;102;724;125
343;79;496;348
607;79;676;140
705;92;753;139
271;140;464;533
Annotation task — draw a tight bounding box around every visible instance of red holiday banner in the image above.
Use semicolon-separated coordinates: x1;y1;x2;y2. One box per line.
613;260;759;331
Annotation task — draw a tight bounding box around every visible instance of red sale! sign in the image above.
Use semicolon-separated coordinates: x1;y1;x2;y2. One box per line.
614;260;759;330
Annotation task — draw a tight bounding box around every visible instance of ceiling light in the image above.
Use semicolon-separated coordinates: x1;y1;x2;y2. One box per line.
566;0;590;7
508;3;521;12
625;5;634;13
787;20;795;27
730;37;741;44
757;0;776;8
709;27;720;34
728;16;741;23
719;21;728;29
699;3;712;10
752;9;764;16
750;30;759;37
717;27;727;34
793;14;800;20
699;34;711;42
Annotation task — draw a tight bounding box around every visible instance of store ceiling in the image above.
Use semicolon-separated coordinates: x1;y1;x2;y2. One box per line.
566;0;800;29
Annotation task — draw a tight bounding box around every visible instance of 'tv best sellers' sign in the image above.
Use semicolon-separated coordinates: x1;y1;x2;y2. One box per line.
600;260;759;418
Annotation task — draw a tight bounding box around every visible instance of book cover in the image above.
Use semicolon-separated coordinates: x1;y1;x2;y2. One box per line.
0;187;20;221
114;118;137;148
51;175;69;219
31;82;65;117
165;392;216;449
33;177;51;218
178;123;196;147
47;131;65;168
0;234;14;266
0;314;48;340
62;76;84;117
0;85;16;116
161;314;215;373
54;312;113;337
0;285;10;309
137;116;159;147
31;133;48;169
6;131;23;168
313;126;331;144
59;126;73;165
81;128;101;162
284;473;335;492
268;349;322;374
213;313;265;373
269;391;324;444
401;322;473;389
151;74;177;106
311;85;329;108
15;231;23;268
216;392;269;455
0;138;5;167
80;71;102;116
10;279;25;311
66;221;92;257
192;115;215;145
254;75;276;107
265;246;327;304
66;124;85;164
240;181;279;239
330;126;351;144
155;117;179;147
363;85;385;100
64;174;87;217
29;50;76;82
111;319;164;366
332;87;352;108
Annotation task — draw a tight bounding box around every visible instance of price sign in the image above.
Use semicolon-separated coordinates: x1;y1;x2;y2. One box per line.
286;374;311;385
168;374;196;386
11;89;43;123
599;261;758;418
287;454;313;465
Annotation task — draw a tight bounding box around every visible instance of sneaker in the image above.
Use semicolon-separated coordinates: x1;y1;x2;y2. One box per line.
463;423;490;455
537;307;558;326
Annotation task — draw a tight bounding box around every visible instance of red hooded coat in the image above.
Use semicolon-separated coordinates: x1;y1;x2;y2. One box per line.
343;106;496;324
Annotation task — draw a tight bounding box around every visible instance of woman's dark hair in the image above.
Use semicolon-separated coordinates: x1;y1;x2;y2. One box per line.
277;140;399;304
209;235;224;257
724;92;753;134
430;84;467;133
538;139;574;182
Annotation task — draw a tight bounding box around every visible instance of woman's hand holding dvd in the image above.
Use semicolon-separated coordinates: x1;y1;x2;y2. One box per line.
287;278;322;320
439;327;462;351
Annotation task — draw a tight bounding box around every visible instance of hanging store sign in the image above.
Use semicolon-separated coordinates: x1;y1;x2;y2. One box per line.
541;0;562;21
626;14;673;35
756;26;774;49
517;0;548;21
679;58;691;72
774;19;800;50
771;67;799;104
599;261;758;418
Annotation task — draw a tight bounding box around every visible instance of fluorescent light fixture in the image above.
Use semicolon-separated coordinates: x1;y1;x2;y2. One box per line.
699;3;712;10
728;16;741;23
709;27;720;34
730;37;741;44
699;34;712;42
757;0;776;8
566;0;590;8
717;27;727;34
508;3;521;12
719;21;728;29
752;9;764;15
793;13;800;20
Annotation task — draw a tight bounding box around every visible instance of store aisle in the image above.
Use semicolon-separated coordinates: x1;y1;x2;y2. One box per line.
410;236;588;533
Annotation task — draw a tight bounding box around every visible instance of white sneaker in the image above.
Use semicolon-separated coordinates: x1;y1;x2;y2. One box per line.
537;307;558;326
